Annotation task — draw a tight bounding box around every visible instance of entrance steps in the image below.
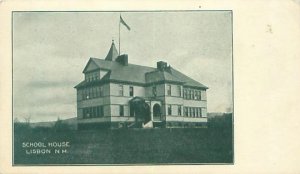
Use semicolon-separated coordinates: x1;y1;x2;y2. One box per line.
142;121;153;128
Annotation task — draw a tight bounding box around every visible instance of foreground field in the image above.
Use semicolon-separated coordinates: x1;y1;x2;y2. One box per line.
14;127;233;165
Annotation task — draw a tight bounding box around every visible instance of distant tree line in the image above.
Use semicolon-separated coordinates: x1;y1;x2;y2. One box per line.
207;113;233;129
14;117;73;133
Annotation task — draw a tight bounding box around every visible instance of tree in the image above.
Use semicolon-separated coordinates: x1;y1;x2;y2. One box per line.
53;117;70;132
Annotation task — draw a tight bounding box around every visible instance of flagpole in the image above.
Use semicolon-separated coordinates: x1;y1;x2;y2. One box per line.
119;14;121;56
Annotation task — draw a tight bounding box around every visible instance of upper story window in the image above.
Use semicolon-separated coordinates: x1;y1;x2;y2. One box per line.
129;86;134;97
152;86;157;97
201;91;206;100
191;90;194;100
188;89;191;99
182;88;205;101
79;86;104;101
194;90;198;100
183;89;187;99
119;85;124;96
177;86;181;97
99;86;103;97
167;85;171;96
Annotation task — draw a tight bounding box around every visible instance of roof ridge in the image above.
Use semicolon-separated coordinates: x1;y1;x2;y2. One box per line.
91;57;156;70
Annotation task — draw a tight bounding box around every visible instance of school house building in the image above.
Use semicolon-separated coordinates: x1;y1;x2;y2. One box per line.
74;41;208;129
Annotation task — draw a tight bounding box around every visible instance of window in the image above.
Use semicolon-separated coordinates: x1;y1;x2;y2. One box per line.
167;85;171;96
177;86;181;97
167;105;172;115
96;106;104;117
183;89;187;99
83;108;86;118
191;108;194;117
99;86;103;96
196;107;199;117
199;108;202;117
119;85;124;96
191;90;194;100
198;91;202;100
86;108;91;118
152;86;157;97
119;105;124;116
83;106;104;118
178;106;182;116
95;87;99;97
184;107;188;116
188;90;191;99
201;91;206;100
96;106;100;117
91;87;95;98
92;107;96;117
188;107;191;117
100;106;104;117
86;88;90;99
129;86;134;97
195;91;200;100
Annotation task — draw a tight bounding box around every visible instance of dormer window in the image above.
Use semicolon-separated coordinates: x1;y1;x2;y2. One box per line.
85;71;100;82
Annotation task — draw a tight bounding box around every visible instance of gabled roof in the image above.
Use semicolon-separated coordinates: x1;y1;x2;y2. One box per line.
92;58;155;84
76;58;208;89
105;41;119;61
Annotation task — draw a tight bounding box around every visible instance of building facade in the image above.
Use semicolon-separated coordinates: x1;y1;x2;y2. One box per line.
75;41;208;129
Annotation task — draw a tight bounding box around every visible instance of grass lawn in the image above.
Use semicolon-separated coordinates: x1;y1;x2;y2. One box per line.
14;127;233;165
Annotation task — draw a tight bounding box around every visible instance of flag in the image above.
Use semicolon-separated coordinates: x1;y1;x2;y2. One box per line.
120;15;131;31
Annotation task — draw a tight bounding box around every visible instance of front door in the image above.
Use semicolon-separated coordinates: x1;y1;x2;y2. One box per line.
153;104;161;121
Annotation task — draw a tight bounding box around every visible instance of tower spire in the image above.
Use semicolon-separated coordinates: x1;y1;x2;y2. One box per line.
105;40;119;61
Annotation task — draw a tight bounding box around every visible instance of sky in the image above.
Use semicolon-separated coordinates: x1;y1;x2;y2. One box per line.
13;11;232;122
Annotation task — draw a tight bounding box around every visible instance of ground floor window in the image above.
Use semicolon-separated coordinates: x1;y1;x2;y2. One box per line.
167;105;172;115
130;104;135;117
182;107;205;118
178;105;182;116
184;107;188;116
119;105;124;116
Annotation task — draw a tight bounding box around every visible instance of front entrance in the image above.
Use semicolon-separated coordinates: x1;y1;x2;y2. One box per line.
129;97;151;128
153;103;161;121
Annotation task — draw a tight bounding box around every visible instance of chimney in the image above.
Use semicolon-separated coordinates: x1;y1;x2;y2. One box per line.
157;61;168;71
116;54;128;66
